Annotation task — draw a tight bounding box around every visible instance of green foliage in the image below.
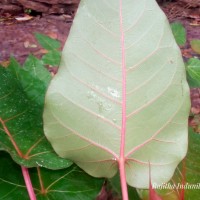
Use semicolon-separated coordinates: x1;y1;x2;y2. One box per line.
25;9;32;14
42;50;61;66
34;33;61;51
0;151;104;200
169;22;200;89
170;22;186;46
8;56;51;107
0;66;71;168
183;128;200;199
35;33;62;67
0;33;104;199
186;58;200;88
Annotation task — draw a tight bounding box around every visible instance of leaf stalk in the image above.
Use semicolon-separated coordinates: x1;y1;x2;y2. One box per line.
119;158;129;200
21;166;37;200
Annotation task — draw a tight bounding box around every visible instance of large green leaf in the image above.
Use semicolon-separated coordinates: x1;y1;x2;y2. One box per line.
0;67;71;169
43;0;190;188
0;151;104;200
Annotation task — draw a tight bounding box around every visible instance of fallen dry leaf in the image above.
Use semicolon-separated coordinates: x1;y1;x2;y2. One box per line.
15;14;33;21
24;41;37;48
0;60;10;67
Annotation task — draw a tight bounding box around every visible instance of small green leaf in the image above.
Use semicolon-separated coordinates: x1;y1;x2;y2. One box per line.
186;58;200;88
35;33;61;51
23;55;51;106
8;56;51;108
0;66;72;169
0;151;104;200
190;40;200;54
42;50;61;66
170;22;186;46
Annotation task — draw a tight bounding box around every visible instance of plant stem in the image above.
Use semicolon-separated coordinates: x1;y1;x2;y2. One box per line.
21;166;37;200
119;158;129;200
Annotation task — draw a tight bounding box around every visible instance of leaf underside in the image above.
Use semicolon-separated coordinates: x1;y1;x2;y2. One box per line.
43;0;190;188
140;129;200;200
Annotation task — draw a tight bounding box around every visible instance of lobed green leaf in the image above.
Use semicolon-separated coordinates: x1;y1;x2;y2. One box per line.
0;66;71;169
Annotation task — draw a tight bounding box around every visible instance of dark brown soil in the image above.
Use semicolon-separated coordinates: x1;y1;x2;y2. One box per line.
0;1;199;64
0;0;79;64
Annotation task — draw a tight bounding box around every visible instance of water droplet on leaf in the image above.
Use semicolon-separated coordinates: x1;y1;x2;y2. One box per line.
107;87;120;98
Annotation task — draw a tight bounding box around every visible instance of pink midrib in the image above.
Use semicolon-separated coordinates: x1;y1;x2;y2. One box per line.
119;0;126;167
119;0;128;199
